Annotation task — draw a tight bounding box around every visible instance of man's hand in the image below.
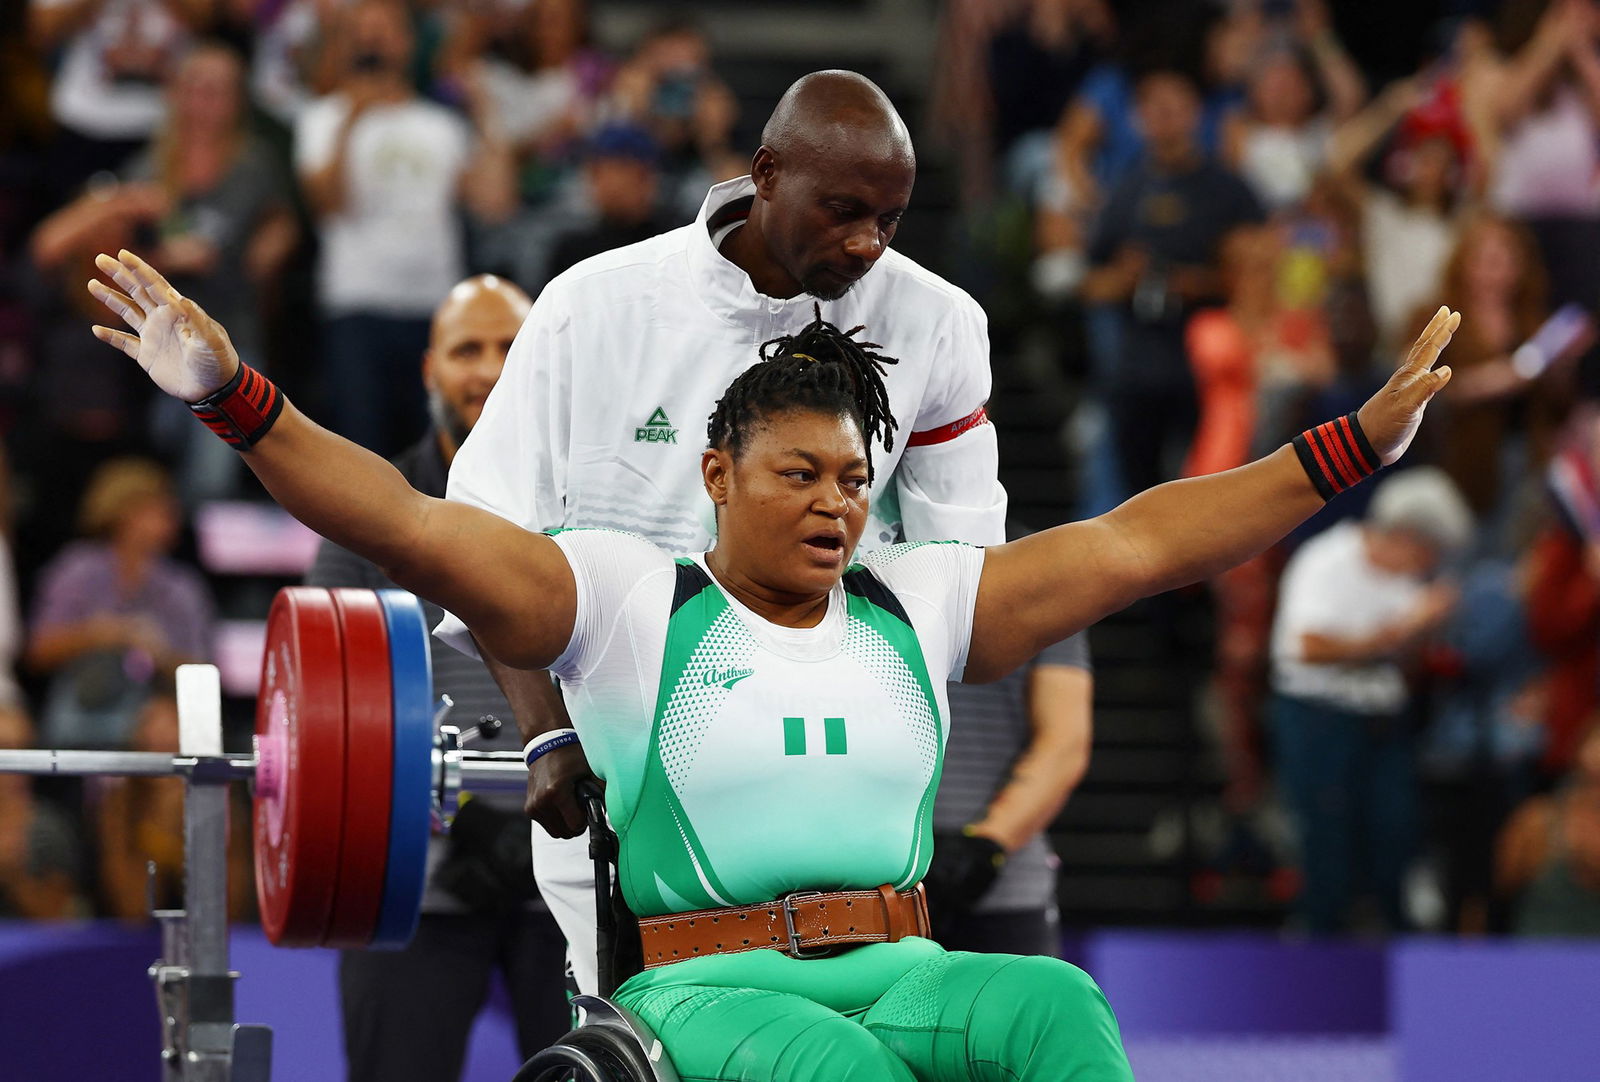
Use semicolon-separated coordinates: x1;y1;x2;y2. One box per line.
923;830;1006;918
155;235;221;278
526;743;595;838
1359;583;1460;658
87;249;241;403
109;182;169;224
1413;581;1460;629
1080;244;1148;303
1357;305;1459;465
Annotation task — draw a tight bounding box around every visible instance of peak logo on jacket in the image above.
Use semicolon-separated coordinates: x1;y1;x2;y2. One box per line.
635;407;678;444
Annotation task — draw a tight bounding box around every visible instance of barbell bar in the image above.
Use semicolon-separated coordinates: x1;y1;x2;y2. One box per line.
0;747;526;798
0;587;532;950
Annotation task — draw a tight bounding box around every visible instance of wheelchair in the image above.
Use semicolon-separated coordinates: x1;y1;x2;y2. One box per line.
512;781;679;1082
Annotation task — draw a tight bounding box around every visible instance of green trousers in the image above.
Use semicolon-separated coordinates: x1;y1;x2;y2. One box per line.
615;942;1133;1082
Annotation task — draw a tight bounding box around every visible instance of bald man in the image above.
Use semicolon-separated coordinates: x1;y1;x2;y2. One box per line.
438;71;1009;997
306;277;572;1082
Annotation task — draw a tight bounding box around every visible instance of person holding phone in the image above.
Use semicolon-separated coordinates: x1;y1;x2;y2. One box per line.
1407;213;1590;545
294;0;516;456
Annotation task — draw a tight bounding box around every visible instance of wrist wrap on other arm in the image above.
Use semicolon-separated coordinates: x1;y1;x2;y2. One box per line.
1293;412;1381;501
189;363;284;449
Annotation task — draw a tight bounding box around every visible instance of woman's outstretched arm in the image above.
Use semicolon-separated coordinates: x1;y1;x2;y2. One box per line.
966;307;1459;682
87;249;574;672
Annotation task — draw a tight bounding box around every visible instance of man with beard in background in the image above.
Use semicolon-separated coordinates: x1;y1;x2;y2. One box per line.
306;275;571;1082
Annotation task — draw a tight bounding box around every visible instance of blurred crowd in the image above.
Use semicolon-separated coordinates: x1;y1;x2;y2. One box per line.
2;0;1600;940
936;0;1600;937
0;0;744;924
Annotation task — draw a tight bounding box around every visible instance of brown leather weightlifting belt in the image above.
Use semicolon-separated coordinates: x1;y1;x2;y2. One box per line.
638;884;930;968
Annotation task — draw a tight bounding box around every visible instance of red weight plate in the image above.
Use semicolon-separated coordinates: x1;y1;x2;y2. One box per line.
323;589;394;947
253;588;347;947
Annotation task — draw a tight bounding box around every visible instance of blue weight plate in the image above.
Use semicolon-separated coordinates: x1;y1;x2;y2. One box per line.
372;590;434;947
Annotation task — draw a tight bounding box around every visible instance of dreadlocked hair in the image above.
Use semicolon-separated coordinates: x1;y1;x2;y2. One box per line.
706;305;899;477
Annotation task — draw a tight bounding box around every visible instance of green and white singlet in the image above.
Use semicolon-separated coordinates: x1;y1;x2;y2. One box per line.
546;529;984;1000
549;528;984;915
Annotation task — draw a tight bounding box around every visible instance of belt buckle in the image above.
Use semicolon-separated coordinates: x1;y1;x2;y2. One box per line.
781;891;830;959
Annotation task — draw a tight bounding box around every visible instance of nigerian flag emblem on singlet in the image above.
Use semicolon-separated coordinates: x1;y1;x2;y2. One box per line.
616;560;945;916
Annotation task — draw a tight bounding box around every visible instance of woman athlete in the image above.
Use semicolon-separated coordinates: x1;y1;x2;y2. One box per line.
87;249;1457;1082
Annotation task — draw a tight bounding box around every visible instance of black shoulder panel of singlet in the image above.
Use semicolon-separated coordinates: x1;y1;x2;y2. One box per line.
671;559;716;615
841;565;913;628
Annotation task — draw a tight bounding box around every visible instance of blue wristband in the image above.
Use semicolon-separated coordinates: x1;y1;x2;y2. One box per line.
523;729;580;768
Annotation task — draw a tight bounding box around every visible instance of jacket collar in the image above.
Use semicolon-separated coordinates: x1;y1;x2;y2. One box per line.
686;175;831;329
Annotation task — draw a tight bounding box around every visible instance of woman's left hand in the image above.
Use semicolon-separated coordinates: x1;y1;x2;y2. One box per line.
1356;305;1459;465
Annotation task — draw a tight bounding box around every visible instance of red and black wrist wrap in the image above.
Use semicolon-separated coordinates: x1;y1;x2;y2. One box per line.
189;363;283;449
1293;412;1382;501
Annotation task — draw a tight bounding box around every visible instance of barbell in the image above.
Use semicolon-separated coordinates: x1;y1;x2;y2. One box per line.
0;587;530;950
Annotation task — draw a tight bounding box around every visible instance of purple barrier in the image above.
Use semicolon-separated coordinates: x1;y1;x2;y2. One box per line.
0;922;533;1082
0;923;163;1081
1125;1036;1397;1082
230;928;528;1081
1083;930;1388;1037
9;921;1596;1080
1391;938;1600;1082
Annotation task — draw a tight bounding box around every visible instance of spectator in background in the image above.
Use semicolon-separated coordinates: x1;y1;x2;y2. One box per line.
544;124;675;284
95;689;253;919
306;275;572;1080
1408;214;1574;547
1269;467;1472;933
928;0;1115;210
1047;1;1258;228
928;609;1092;956
1485;0;1600;313
1219;5;1366;214
25;458;213;749
1498;722;1600;936
989;0;1115;202
440;0;614;289
1080;65;1263;498
34;41;299;503
248;0;332;126
1185;225;1337;479
28;0;212;194
120;42;297;379
295;0;515;455
0;704;87;920
606;14;741;218
129;40;298;500
1420;559;1544;934
1526;409;1600;778
1326;75;1464;356
24;63;187;490
1032;7;1259;518
441;0;609;203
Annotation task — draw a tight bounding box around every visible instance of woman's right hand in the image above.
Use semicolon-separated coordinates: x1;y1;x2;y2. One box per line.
526;744;597;839
87;249;240;404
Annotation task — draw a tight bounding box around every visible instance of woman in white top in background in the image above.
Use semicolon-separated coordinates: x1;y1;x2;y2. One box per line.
1220;0;1366;214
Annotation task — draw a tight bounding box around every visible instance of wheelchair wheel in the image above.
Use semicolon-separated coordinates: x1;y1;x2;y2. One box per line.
513;1024;659;1082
